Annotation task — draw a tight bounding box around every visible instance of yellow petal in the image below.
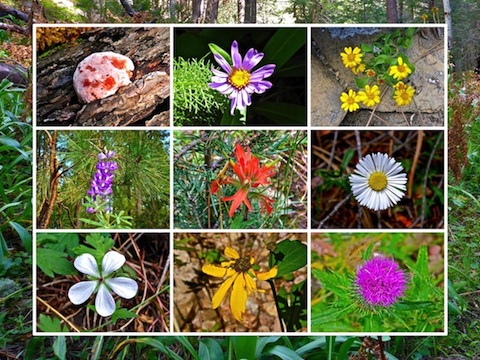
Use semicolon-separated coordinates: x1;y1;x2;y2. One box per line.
212;272;237;309
230;273;248;321
244;272;258;294
224;246;239;260
202;264;235;278
256;266;278;281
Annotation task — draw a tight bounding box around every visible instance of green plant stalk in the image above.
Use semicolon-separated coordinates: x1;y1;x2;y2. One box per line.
0;284;32;305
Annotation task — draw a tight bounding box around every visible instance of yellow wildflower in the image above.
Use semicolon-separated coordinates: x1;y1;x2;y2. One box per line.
393;84;415;106
351;62;366;75
341;47;363;68
202;246;277;321
340;89;361;112
358;85;381;107
389;57;412;80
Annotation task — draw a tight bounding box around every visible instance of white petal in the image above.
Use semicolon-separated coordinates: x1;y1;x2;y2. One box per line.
74;254;100;277
95;283;116;317
68;280;97;305
102;251;125;276
106;277;138;299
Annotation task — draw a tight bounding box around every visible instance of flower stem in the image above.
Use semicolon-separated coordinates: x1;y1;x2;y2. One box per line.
268;278;285;332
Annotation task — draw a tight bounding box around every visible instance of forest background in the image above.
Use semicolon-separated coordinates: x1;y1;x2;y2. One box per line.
1;0;479;358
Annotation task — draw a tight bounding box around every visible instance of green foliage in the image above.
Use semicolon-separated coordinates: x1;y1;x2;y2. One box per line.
174;28;306;126
37;314;69;332
173;56;228;126
311;233;444;332
174;130;307;229
37;130;170;229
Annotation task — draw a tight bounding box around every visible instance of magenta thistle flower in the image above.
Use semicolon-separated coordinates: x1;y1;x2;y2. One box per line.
209;40;276;115
355;257;407;307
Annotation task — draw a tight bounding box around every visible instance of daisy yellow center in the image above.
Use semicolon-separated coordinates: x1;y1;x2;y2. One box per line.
347;53;356;62
368;171;388;191
229;68;251;89
233;257;252;273
397;64;406;73
347;96;355;105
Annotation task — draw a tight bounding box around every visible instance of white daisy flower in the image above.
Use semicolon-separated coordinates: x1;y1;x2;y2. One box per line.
349;152;407;211
68;251;138;317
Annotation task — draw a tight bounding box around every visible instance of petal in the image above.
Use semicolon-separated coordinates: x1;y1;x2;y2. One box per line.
68;280;97;305
102;251;126;276
95;283;116;317
214;54;232;74
105;277;138;299
212;273;237;309
256;266;278;281
74;253;100;277
202;263;233;277
224;246;240;259
230;273;248;321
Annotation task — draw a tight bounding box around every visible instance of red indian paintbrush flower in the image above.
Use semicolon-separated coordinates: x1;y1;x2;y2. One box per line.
212;144;276;217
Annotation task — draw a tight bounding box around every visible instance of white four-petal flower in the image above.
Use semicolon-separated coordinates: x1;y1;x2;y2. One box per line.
68;251;138;317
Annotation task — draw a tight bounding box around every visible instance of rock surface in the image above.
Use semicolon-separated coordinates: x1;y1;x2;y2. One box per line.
311;27;445;126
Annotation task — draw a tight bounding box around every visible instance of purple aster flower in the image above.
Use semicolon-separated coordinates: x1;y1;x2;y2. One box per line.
355;257;407;307
209;40;276;115
87;150;118;213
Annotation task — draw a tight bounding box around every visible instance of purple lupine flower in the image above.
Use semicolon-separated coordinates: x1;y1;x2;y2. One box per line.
209;40;276;115
87;150;117;213
355;257;407;307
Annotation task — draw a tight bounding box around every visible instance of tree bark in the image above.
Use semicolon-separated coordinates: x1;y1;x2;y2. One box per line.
119;0;136;16
36;27;170;126
37;131;59;229
443;0;452;49
205;0;219;23
192;0;202;22
245;0;256;23
386;0;398;23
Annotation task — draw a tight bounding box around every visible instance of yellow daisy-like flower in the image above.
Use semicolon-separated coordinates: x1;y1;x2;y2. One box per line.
358;85;381;107
389;57;412;80
394;81;407;91
393;84;415;106
202;246;278;321
340;47;363;68
340;89;361;112
366;69;376;77
351;62;366;75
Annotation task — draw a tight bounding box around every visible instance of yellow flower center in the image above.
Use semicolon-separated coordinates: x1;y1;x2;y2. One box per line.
233;257;252;273
368;171;388;191
347;96;355;105
397;64;406;73
347;53;356;62
401;91;410;100
229;68;251;89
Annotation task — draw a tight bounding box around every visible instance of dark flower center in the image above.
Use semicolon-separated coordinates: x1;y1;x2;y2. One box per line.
233;257;252;273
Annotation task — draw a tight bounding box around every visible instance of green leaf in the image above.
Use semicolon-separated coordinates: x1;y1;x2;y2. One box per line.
0;135;21;148
53;336;67;360
354;77;370;89
9;221;31;254
37;314;69;332
262;29;306;70
37;248;76;278
25;337;45;360
251;102;306;125
263;344;303;360
416;245;429;277
270;239;307;278
135;338;184;360
311;303;356;328
233;336;257;360
209;43;231;64
111;308;137;324
199;338;224;360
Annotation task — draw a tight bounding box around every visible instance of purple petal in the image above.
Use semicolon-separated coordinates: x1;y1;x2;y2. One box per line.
214;54;232;74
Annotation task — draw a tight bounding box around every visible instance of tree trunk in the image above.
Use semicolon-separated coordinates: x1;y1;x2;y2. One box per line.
192;0;202;22
244;0;256;23
205;0;219;23
443;0;452;49
119;0;136;16
37;131;59;229
386;0;398;23
36;27;170;126
237;0;244;23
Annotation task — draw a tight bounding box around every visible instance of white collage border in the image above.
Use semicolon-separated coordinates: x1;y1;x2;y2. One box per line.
31;22;449;337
